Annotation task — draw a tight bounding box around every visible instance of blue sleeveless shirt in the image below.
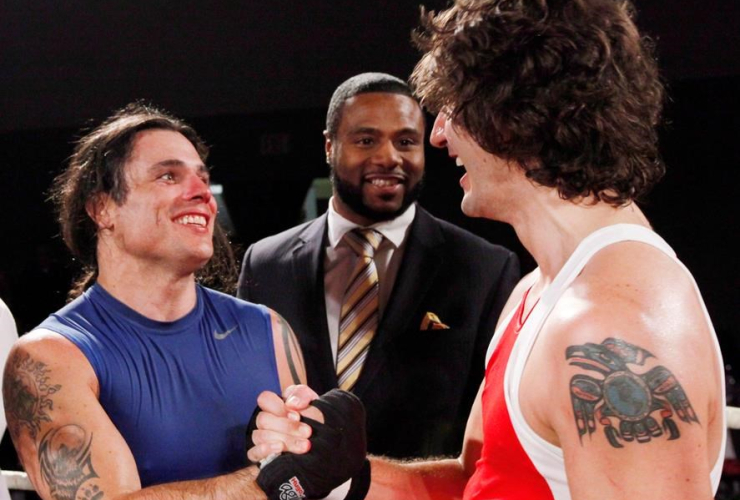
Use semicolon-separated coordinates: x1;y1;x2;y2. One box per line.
38;284;281;487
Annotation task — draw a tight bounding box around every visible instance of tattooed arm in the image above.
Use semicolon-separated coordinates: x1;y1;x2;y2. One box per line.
518;261;724;500
267;310;307;392
3;331;268;500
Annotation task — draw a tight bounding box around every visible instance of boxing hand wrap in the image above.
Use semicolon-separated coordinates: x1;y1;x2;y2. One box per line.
257;389;370;499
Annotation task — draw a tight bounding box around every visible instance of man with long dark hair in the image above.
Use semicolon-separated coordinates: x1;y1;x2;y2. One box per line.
2;103;311;499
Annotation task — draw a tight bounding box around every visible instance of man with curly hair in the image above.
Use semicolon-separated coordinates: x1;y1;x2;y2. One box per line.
248;0;726;499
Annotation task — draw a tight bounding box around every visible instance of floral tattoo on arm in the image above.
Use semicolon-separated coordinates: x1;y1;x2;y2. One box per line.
3;351;61;441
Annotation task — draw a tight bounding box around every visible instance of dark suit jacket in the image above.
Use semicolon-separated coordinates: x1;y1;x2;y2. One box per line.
237;207;520;458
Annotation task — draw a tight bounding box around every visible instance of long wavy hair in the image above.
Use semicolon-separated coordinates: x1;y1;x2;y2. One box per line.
51;102;237;298
411;0;666;205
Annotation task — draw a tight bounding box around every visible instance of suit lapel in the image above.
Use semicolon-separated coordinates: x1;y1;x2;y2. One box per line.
291;215;339;391
352;208;444;397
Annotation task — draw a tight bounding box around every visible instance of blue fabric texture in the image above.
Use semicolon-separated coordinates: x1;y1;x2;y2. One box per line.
38;283;281;486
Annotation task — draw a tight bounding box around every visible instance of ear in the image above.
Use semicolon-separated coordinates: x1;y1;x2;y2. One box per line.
323;130;333;164
85;193;114;230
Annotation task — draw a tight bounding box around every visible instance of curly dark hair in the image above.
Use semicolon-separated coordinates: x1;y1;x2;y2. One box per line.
411;0;665;205
51;102;237;298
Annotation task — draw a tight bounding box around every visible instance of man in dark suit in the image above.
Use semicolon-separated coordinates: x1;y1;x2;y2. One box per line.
237;72;519;459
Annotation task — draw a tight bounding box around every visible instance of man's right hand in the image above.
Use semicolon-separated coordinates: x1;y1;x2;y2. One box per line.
248;385;322;462
254;388;370;500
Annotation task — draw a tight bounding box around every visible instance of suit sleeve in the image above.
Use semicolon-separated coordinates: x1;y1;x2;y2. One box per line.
462;250;521;422
485;251;521;331
236;244;255;300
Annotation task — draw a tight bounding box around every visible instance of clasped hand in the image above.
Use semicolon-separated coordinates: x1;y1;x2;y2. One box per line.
248;386;369;500
248;384;322;463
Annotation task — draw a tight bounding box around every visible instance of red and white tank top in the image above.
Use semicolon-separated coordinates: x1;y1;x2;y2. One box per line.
464;224;726;500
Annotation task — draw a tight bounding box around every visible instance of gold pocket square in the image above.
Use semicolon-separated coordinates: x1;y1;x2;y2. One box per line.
420;312;450;330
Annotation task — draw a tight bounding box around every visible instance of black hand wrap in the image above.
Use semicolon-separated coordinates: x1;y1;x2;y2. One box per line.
257;389;370;500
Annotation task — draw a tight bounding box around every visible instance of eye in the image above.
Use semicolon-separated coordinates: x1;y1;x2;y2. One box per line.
159;172;175;181
398;138;418;148
356;137;375;146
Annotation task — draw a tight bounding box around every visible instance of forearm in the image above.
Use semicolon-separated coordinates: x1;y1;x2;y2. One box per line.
366;457;468;500
118;467;266;500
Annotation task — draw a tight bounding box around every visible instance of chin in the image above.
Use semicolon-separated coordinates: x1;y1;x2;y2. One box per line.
369;202;403;215
188;248;214;267
460;198;478;218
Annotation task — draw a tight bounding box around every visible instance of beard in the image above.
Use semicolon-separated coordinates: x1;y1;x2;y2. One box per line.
331;167;424;223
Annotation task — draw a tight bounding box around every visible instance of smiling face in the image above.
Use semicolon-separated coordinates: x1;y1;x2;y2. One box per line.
96;129;217;275
430;112;526;222
326;92;425;226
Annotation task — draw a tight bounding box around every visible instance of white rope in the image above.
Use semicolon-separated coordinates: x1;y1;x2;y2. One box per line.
728;406;740;431
2;470;32;491
2;406;739;492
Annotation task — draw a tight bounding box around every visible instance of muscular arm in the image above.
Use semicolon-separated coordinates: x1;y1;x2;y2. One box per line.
3;332;267;500
563;340;713;498
364;382;485;500
365;458;467;500
557;333;717;499
521;255;723;500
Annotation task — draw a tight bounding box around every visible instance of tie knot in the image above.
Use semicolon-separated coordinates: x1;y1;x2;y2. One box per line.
345;228;382;257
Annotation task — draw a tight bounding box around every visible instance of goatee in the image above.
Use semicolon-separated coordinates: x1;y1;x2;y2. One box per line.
330;168;424;223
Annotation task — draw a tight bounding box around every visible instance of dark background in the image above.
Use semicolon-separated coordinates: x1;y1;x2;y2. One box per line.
1;0;738;483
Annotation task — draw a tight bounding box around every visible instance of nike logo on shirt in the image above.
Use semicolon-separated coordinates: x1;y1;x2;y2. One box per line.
214;326;238;340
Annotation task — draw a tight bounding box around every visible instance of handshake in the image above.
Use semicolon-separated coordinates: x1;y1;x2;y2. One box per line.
249;387;370;500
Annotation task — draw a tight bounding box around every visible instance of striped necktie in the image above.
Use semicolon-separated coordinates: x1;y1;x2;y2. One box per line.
337;228;383;391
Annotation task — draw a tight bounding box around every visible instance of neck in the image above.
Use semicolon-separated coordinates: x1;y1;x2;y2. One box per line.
510;189;650;282
96;250;199;322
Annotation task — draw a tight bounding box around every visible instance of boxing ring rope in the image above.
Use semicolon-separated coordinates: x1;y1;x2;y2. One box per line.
2;470;29;491
2;407;739;492
729;406;740;431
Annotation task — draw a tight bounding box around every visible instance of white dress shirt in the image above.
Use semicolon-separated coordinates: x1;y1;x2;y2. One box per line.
324;198;416;365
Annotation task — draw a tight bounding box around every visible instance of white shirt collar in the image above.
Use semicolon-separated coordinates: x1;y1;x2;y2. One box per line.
327;197;416;250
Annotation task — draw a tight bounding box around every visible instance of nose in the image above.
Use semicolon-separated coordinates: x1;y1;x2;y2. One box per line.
430;112;448;149
373;139;403;168
184;172;213;204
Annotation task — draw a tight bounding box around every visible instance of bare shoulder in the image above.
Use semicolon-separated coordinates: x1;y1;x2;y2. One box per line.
548;240;720;410
562;240;717;362
521;241;722;497
3;330;98;439
520;243;725;498
4;329;141;499
5;329;97;387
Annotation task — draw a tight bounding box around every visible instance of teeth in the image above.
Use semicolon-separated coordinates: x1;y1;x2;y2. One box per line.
370;178;399;187
455;158;464;167
175;215;206;227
